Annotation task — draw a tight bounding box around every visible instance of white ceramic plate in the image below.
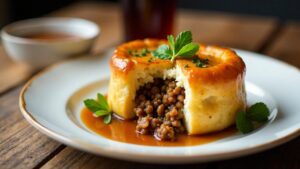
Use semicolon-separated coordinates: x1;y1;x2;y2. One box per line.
20;49;300;164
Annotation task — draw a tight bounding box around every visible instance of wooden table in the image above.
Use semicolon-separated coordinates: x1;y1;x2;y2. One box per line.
1;2;299;169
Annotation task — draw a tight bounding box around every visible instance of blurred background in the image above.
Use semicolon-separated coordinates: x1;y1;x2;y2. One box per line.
0;0;299;28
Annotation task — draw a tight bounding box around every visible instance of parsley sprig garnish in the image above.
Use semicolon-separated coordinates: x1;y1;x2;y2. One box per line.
152;31;199;62
84;93;112;124
236;102;270;133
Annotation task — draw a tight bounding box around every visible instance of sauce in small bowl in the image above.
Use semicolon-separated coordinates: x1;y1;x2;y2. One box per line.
20;32;81;41
1;17;100;69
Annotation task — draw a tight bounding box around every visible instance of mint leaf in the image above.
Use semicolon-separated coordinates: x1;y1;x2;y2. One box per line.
84;99;103;112
97;93;109;111
152;44;172;60
177;43;199;57
167;35;175;52
247;102;270;122
156;44;171;53
104;114;112;124
236;111;254;134
175;31;192;53
152;51;172;60
84;93;112;125
94;110;110;117
236;102;270;134
152;31;199;62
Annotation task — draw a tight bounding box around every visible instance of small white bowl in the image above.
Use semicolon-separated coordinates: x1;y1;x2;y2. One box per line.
1;17;100;69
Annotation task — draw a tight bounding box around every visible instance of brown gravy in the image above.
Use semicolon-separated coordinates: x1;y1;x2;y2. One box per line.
21;32;80;41
81;108;237;146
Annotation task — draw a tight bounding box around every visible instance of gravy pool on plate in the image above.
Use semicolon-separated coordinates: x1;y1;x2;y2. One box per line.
81;107;237;146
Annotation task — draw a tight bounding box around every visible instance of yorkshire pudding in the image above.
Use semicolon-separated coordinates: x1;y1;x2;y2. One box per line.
108;39;246;135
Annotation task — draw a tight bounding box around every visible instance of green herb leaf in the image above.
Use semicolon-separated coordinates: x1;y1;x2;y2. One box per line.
103;114;112;124
84;93;112;125
167;35;175;52
84;99;103;112
247;102;270;122
94;110;110;117
236;111;254;134
156;44;171;54
152;31;199;62
152;44;172;60
141;48;150;56
129;48;150;57
97;93;109;111
177;43;199;57
174;31;192;53
148;57;153;62
192;58;209;68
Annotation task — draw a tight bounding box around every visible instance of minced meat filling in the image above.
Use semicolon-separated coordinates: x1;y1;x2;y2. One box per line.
134;78;186;141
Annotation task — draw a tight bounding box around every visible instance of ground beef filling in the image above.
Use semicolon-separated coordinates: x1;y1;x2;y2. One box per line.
134;78;186;141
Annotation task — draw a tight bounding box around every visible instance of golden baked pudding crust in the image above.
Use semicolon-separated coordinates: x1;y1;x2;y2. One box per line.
108;39;246;135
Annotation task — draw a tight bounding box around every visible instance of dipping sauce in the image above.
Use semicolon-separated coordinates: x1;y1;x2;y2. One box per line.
21;32;80;41
81;108;237;146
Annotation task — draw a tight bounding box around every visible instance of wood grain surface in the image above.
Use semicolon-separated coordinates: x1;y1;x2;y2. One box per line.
0;87;62;169
0;46;32;94
0;2;299;169
41;147;209;169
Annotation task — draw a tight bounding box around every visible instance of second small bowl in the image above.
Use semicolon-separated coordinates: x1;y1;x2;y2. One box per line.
1;17;100;69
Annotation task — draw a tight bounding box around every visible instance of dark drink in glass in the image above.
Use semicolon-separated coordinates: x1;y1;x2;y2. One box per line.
121;0;176;41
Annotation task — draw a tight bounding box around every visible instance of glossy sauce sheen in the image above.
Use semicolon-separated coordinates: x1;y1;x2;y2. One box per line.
21;32;80;41
81;108;237;146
